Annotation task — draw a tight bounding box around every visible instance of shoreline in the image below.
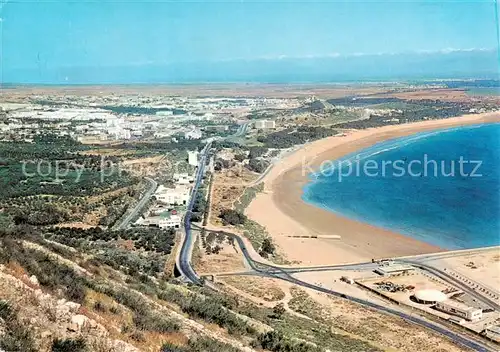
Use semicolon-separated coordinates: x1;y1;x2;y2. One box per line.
245;112;500;265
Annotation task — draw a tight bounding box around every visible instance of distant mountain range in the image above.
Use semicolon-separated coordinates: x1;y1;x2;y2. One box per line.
4;49;499;84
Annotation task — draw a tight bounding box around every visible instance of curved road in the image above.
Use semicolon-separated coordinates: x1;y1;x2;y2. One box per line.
189;225;496;352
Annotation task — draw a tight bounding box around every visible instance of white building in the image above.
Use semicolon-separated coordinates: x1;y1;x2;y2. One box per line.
159;214;181;229
413;289;447;305
173;173;194;185
254;120;276;130
484;325;500;342
131;130;143;137
108;126;131;140
155;185;191;206
188;151;199;166
435;300;483;321
106;117;125;128
134;213;181;229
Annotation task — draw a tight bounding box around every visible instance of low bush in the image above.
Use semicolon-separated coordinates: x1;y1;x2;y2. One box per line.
51;338;87;352
0;300;37;352
219;209;246;226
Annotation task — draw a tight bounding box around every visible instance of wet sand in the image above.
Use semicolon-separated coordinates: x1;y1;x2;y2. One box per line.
246;112;500;265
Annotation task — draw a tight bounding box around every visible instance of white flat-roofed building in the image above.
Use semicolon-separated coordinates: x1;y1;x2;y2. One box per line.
155;185;191;206
159;214;181;229
435;300;483;321
134;214;181;229
188;151;199;166
484;325;500;342
254;120;276;130
108;126;131;140
413;289;447;304
375;263;414;276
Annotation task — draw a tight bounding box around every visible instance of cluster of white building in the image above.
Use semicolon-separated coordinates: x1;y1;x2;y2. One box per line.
134;171;198;230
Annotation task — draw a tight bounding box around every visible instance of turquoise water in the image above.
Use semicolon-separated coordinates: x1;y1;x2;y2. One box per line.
303;123;500;249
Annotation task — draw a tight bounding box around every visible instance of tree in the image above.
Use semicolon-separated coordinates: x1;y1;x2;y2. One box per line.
246;158;269;173
219;209;246;226
51;338;87;352
248;146;267;159
260;238;275;257
234;154;246;162
272;303;285;318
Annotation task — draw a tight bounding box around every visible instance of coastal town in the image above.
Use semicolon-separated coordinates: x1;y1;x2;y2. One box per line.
0;83;499;352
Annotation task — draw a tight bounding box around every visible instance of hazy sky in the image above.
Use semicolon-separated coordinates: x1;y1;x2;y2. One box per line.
1;0;498;69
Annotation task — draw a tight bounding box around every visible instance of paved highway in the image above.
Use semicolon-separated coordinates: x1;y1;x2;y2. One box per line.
177;142;212;284
114;177;157;230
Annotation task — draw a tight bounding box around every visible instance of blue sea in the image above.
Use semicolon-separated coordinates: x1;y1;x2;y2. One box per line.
302;123;500;249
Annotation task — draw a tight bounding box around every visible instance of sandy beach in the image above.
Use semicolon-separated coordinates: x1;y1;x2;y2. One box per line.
246;112;500;265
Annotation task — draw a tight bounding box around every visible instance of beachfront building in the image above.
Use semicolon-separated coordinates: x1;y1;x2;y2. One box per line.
435;300;483;321
154;185;191;206
412;289;447;304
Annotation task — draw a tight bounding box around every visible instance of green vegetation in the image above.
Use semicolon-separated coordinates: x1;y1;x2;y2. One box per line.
111;137;203;154
188;287;380;352
257;126;337;149
240;219;269;251
0;222;380;352
329;98;478;129
51;338;87;352
191;182;208;223
157;285;257;337
247;158;269;173
201;230;233;255
44;227;175;277
0;229;181;337
219;209;247;226
259;237;276;258
234;183;264;212
0;148;137;200
161;337;241;352
0;300;37;352
253;330;321;352
0;134;143;232
46;227;176;255
248;146;268;158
